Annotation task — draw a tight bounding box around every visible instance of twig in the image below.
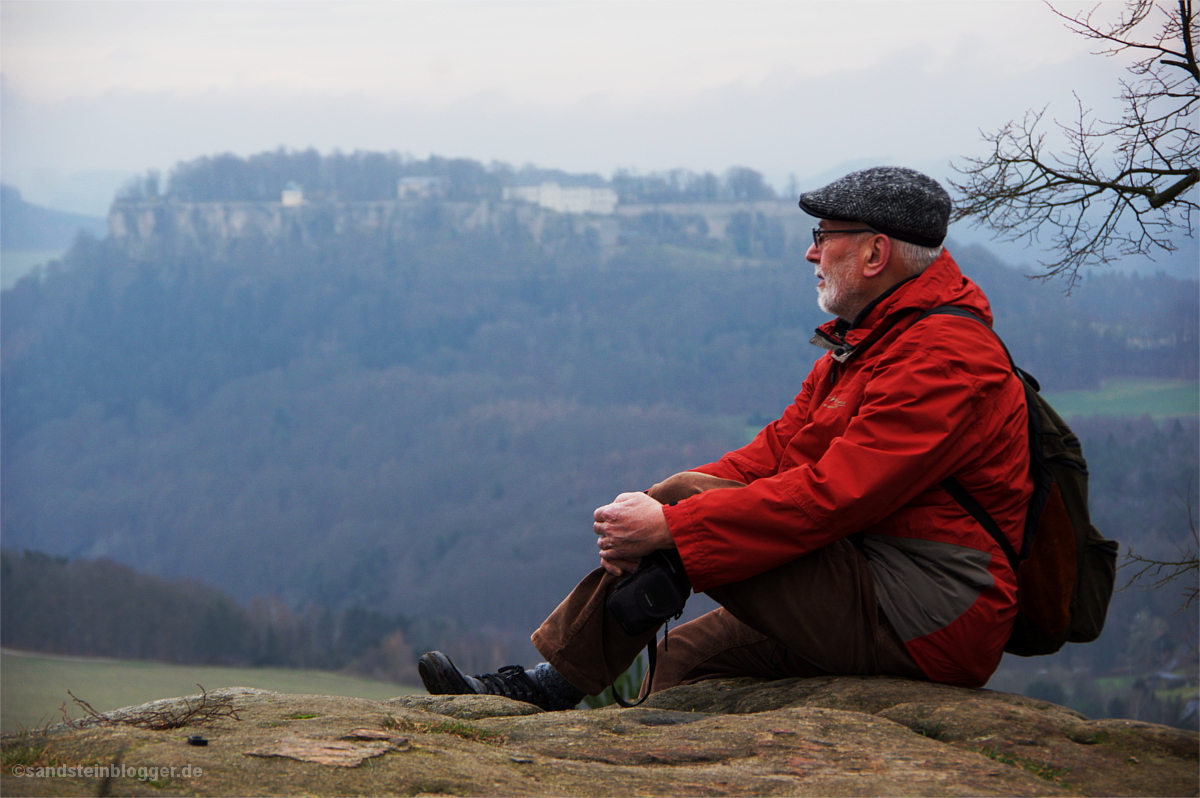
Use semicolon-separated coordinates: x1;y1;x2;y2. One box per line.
66;685;241;730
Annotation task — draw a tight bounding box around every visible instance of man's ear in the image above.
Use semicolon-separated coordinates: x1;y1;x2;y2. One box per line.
861;234;892;278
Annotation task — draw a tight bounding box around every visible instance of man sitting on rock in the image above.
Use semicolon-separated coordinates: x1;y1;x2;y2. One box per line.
419;166;1032;711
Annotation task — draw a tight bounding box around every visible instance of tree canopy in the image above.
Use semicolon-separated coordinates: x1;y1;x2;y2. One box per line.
951;0;1197;287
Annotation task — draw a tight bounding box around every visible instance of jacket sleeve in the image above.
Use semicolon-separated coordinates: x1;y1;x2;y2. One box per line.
665;341;996;593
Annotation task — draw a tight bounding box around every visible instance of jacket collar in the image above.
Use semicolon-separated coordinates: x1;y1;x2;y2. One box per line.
846;274;918;332
809;250;993;363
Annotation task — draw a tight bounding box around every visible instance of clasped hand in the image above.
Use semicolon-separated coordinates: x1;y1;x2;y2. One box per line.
593;491;673;577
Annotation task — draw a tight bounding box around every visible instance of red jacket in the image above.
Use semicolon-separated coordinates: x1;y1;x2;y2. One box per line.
664;251;1031;687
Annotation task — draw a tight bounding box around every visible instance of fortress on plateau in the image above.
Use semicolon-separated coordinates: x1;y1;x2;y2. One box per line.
107;179;810;260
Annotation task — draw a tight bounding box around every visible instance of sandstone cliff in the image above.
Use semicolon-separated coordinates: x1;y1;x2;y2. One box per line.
106;199;622;259
3;676;1196;797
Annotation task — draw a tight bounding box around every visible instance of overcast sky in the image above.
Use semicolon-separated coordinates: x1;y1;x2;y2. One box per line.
1;1;1128;201
7;0;1194;277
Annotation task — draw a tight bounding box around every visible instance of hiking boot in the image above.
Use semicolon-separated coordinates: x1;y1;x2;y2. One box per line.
418;651;557;710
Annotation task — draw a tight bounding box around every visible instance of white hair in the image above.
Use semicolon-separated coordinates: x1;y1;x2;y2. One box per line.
892;240;943;277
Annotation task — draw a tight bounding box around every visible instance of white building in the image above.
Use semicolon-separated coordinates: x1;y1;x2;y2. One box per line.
503;182;618;215
281;181;304;207
398;176;446;199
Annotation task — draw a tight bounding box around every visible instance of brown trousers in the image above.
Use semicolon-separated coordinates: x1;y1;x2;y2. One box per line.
530;473;924;697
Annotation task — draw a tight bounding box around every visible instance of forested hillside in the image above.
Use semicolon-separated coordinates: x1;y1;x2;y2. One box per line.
1;152;1196;721
1;550;420;684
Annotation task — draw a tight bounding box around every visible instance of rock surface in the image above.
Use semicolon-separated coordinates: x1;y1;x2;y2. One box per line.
2;676;1195;797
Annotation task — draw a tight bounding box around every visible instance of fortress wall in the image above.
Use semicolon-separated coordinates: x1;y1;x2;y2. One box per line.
108;199;799;258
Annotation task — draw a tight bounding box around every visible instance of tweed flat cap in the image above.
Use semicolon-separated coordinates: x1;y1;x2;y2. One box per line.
799;167;951;247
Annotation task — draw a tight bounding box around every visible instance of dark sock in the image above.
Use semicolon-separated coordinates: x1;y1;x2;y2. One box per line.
531;662;586;710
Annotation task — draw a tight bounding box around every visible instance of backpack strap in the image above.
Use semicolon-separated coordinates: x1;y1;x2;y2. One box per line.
940;475;1020;570
916;306;1041;390
916;305;1023;570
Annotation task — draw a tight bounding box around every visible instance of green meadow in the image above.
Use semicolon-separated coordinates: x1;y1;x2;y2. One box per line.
1042;378;1198;421
0;649;421;733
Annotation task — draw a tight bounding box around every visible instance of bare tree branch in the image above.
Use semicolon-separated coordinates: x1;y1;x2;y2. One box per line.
951;0;1197;288
1121;480;1200;611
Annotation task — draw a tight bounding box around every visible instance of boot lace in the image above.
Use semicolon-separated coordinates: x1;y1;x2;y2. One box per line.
476;665;546;707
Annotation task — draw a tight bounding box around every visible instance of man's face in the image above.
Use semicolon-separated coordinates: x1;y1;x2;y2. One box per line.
806;222;875;321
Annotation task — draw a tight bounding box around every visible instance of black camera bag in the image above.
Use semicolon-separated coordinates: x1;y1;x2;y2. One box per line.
606;549;691;638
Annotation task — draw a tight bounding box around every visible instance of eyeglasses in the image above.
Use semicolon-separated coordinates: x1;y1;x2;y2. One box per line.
811;227;876;249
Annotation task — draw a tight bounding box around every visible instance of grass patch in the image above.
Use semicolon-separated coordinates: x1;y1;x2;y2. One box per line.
972;746;1073;785
1096;676;1137;693
284;712;320;720
386;715;505;745
1;732;66;770
1070;730;1111;745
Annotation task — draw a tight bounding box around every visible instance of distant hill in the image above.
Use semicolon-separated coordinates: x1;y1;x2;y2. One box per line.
1;184;108;251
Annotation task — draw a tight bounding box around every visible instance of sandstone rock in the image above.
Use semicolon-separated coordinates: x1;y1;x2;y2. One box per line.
245;736;395;767
643;675;1199;798
2;677;1194;797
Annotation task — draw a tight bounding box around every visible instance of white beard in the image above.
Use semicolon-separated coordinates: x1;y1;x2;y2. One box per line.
816;257;865;321
816;279;846;317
